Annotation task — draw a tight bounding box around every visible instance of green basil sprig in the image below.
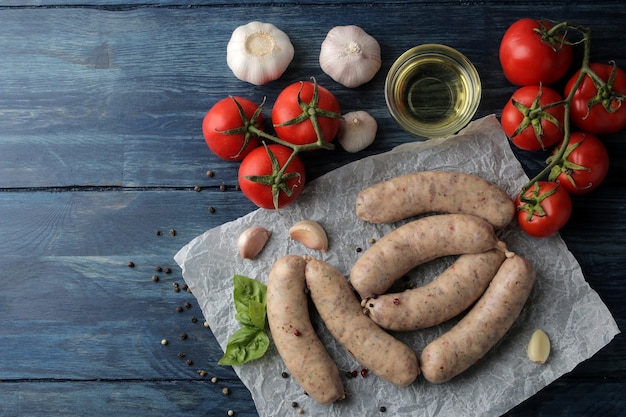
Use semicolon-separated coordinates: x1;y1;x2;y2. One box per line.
218;274;270;366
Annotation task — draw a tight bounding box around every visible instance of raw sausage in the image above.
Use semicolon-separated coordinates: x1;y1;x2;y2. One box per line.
350;213;509;299
355;170;515;229
363;249;506;331
266;255;345;404
419;254;535;384
304;256;420;386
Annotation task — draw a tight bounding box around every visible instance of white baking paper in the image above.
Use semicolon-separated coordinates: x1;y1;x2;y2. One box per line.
174;115;620;417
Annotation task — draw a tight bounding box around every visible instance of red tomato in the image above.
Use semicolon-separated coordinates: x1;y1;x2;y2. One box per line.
564;63;626;135
515;181;572;238
501;85;565;151
548;132;610;194
272;80;341;147
238;144;306;209
202;96;263;161
499;18;573;86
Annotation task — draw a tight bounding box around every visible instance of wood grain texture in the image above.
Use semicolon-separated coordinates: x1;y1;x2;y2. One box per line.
0;1;625;416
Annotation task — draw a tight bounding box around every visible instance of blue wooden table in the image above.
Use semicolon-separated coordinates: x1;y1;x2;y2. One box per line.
1;1;624;416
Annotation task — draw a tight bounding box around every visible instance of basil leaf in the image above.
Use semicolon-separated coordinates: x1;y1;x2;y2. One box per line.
218;327;270;366
233;274;267;322
249;299;267;330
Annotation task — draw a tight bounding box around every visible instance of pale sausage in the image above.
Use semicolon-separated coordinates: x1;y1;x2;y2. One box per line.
419;254;535;384
356;170;515;228
266;255;345;404
350;213;508;299
304;256;420;386
364;249;506;331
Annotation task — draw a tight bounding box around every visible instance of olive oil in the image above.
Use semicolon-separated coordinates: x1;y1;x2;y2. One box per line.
385;45;481;138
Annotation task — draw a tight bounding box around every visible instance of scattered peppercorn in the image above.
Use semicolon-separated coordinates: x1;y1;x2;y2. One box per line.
281;371;289;378
209;206;216;213
291;402;298;408
176;306;183;313
356;247;362;253
206;170;214;177
155;266;163;272
160;339;168;346
178;352;186;358
184;301;192;309
393;298;400;305
297;408;304;415
293;329;301;336
222;387;230;395
345;371;354;378
190;316;198;323
227;410;234;416
186;359;193;366
198;369;207;377
379;406;387;412
351;370;358;378
180;333;187;340
194;185;202;192
204;321;210;328
127;261;135;268
164;267;172;274
169;229;176;236
219;183;226;192
211;377;218;383
368;237;376;244
360;368;369;378
151;275;159;282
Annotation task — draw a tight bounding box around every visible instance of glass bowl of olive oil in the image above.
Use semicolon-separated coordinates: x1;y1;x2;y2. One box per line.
385;44;481;138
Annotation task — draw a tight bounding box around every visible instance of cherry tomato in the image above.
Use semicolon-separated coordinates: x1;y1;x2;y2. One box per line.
202;96;263;161
548;132;610;195
564;63;626;135
515;181;572;238
238;144;306;209
272;80;341;147
499;18;573;86
501;85;565;151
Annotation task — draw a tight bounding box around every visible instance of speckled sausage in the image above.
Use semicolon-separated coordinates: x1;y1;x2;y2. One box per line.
266;255;345;404
364;249;506;331
304;256;419;386
355;170;515;229
350;213;509;299
419;254;535;384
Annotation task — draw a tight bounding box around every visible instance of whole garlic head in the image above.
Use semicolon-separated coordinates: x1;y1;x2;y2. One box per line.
227;21;294;86
319;25;382;88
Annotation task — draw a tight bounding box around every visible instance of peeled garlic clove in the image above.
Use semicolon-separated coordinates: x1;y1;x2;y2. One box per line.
319;25;381;88
288;220;328;252
227;21;294;86
337;110;377;153
527;329;551;364
238;226;272;259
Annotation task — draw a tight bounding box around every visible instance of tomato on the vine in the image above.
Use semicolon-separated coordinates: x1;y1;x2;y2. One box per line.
272;80;341;147
202;96;263;161
499;18;573;86
238;144;306;210
564;62;626;135
515;181;572;238
501;85;565;151
548;132;610;195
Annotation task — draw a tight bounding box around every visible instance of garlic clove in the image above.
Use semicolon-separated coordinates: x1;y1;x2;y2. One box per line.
337;110;377;153
288;220;329;252
527;329;551;364
238;226;272;259
227;21;294;86
319;25;381;88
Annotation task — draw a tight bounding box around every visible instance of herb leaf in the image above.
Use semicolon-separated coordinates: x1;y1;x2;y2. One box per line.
218;326;270;365
219;274;270;366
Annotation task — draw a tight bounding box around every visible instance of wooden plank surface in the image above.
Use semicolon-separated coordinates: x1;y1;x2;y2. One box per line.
1;1;625;416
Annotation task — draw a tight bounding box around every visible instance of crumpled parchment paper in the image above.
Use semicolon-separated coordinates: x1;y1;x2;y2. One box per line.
174;115;620;417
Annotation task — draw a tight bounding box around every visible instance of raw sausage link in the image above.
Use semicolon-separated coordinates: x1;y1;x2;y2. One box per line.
355;170;515;229
304;256;420;386
350;213;508;299
364;249;506;331
266;255;345;404
419;254;535;384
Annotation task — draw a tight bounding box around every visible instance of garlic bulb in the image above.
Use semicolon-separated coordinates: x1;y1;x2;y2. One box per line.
238;226;272;259
226;21;294;86
319;25;381;88
337;110;377;153
289;220;328;252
